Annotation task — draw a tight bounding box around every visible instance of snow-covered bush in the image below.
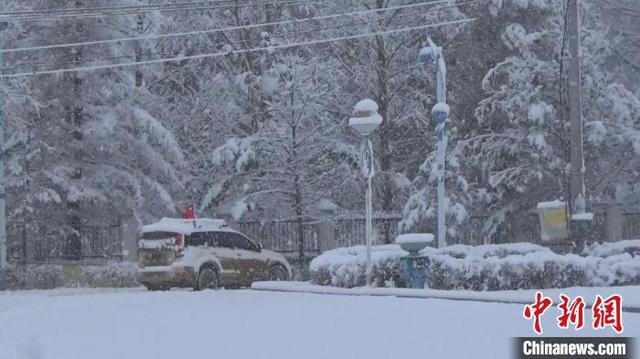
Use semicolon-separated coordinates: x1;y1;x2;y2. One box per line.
426;253;591;290
310;242;640;290
583;239;640;258
434;242;552;259
5;262;139;290
310;245;407;288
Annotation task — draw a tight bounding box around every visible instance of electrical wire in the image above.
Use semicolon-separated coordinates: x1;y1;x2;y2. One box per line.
0;18;474;78
1;0;468;53
1;2;473;73
1;0;274;15
0;0;326;22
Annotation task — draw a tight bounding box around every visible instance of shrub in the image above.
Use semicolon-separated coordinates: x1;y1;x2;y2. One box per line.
310;242;640;290
5;262;139;289
583;239;640;258
310;245;406;288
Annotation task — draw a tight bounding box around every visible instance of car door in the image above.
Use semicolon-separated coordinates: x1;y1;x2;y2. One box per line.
208;232;242;286
227;232;268;285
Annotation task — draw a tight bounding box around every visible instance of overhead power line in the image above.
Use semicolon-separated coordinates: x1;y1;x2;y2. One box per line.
1;0;467;53
0;18;474;79
1;0;258;15
2;5;465;73
0;0;324;22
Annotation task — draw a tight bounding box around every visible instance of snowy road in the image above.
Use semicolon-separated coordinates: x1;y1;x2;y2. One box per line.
0;288;638;359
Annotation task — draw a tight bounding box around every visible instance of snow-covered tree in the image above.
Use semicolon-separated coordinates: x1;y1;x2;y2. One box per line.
2;0;187;259
454;0;640;242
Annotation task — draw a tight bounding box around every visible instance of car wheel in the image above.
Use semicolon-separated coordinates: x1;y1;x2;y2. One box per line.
268;265;288;281
197;267;219;290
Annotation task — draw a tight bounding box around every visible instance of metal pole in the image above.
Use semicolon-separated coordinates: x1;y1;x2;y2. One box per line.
360;138;374;286
351;105;379;286
0;53;6;270
568;0;585;214
435;115;447;248
365;173;373;285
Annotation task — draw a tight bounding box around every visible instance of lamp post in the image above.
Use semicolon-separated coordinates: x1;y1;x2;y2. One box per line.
418;37;450;249
349;99;382;286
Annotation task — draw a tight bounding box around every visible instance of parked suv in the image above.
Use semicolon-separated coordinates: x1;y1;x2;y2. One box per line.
137;218;291;290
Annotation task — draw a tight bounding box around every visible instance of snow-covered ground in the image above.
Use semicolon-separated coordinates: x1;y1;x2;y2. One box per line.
253;281;640;310
1;287;638;359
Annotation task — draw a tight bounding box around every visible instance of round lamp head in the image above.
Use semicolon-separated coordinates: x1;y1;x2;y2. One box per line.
349;99;382;136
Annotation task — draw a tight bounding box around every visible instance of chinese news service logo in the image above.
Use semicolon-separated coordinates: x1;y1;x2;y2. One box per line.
523;291;623;334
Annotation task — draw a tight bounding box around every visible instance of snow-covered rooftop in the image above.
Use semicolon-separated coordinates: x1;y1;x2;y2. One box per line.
141;217;228;235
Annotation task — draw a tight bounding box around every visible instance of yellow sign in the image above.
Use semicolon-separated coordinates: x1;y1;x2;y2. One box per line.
544;208;567;228
538;201;569;241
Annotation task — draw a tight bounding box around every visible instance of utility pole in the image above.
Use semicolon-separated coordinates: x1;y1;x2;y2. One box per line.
567;0;592;251
0;78;6;270
568;0;585;214
0;26;6;269
66;0;84;259
134;13;144;88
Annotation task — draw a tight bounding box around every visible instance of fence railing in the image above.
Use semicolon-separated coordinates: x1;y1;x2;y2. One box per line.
443;210;640;245
232;220;319;255
7;221;123;264
233;210;640;258
623;212;640;240
231;217;401;257
6;209;639;264
334;217;401;247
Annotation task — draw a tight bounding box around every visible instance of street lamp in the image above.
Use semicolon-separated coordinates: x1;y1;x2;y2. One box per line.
349;98;382;286
418;37;450;249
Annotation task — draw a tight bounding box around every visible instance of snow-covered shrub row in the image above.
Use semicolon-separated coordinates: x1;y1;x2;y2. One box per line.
434;242;553;259
309;243;553;288
310;243;640;290
309;245;406;288
583;239;640;258
426;252;640;291
2;262;139;290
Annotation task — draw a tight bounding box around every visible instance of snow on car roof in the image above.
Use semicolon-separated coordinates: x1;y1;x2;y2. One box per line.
141;217;234;235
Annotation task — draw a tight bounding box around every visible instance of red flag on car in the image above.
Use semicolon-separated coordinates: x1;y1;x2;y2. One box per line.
182;203;196;219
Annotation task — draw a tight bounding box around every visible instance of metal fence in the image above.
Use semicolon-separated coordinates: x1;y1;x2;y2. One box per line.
6;210;638;264
232;217;402;256
7;220;123;264
334;217;401;247
458;214;542;245
623;212;640;240
233;220;319;255
230;217;400;257
454;211;639;245
234;211;640;258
